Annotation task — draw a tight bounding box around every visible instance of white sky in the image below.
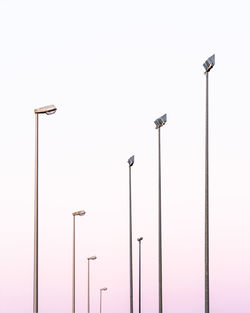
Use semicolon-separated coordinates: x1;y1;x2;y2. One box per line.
0;1;250;313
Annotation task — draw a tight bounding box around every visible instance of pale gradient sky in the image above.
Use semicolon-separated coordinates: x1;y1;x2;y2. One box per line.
0;0;250;313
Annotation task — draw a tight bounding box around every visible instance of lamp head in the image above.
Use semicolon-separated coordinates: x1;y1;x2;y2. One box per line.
128;155;135;167
154;114;167;129
137;237;143;242
88;256;97;260
101;287;108;291
72;210;86;216
34;105;57;115
203;54;215;73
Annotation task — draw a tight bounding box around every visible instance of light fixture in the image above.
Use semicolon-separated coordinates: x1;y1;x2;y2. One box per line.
88;256;97;260
72;210;86;216
203;54;215;73
128;155;134;167
154;114;167;129
34;104;57;115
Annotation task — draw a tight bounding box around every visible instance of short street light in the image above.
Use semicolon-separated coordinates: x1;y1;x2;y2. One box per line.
88;256;97;313
137;237;143;313
72;210;86;313
100;287;108;313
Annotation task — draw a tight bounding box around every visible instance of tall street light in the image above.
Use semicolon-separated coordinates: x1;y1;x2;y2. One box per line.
154;114;167;313
137;237;143;313
88;256;97;313
33;104;57;313
72;210;86;313
128;155;135;313
203;54;215;313
100;287;107;313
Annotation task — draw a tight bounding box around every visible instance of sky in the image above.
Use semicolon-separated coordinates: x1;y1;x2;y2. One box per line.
0;0;250;313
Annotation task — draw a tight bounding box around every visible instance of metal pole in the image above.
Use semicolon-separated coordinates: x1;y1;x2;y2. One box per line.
129;165;134;313
100;290;102;313
158;127;163;313
72;215;75;313
205;71;209;313
138;240;142;313
88;259;90;313
33;113;39;313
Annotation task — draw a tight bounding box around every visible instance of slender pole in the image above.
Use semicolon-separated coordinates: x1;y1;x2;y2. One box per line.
129;165;134;313
205;72;209;313
100;290;102;313
72;215;75;313
138;240;142;313
158;127;163;313
88;259;90;313
33;113;39;313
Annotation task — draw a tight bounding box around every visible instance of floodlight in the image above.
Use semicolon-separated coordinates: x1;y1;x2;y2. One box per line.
137;237;143;242
34;105;57;115
128;155;134;167
154;114;167;129
203;54;215;72
101;287;108;291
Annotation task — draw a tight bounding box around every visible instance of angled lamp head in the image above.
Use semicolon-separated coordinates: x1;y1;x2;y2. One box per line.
203;54;215;73
34;105;57;115
137;237;143;242
154;114;167;129
128;155;135;167
88;256;97;260
101;287;108;291
72;210;86;216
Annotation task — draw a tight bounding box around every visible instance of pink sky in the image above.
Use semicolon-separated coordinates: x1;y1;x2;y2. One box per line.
1;0;250;313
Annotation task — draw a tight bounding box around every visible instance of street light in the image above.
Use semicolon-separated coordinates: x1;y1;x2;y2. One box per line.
72;210;86;313
154;113;167;313
203;54;215;313
128;155;134;313
137;237;143;313
33;104;57;313
88;256;97;313
100;287;108;313
34;105;57;115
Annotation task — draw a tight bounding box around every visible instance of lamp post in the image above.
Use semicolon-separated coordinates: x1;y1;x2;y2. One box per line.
203;54;215;313
137;237;143;313
88;256;97;313
72;210;86;313
154;114;167;313
100;287;107;313
128;155;135;313
33;105;57;313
